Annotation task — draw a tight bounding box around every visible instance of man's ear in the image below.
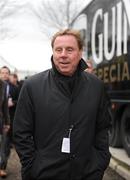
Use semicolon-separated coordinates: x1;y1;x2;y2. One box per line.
79;49;83;59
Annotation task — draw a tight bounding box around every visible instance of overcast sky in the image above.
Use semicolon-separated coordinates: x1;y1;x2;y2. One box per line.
0;0;92;72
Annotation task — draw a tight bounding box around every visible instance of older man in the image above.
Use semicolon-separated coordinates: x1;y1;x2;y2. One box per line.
13;29;111;180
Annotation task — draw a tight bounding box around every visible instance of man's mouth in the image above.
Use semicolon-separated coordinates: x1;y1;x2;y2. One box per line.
60;61;70;65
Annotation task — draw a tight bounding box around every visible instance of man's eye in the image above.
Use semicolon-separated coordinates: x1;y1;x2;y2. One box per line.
67;48;73;52
56;49;62;52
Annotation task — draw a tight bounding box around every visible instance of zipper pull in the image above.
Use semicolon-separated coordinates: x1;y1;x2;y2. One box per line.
68;125;74;138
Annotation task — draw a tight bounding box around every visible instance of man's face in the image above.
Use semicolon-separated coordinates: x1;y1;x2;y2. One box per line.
0;68;10;81
52;35;82;76
9;75;17;85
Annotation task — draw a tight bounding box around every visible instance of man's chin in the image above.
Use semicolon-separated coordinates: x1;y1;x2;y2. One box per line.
59;69;73;76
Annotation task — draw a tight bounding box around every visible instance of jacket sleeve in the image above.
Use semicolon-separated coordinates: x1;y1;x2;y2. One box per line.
94;84;111;175
13;81;35;179
95;84;111;164
86;83;111;180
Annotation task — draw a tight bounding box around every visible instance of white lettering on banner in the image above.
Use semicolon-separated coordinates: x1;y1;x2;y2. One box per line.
92;9;103;64
88;0;129;64
117;2;122;57
104;7;116;60
123;0;130;28
123;13;127;54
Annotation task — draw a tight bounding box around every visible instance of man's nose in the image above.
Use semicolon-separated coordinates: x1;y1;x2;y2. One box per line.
61;49;67;56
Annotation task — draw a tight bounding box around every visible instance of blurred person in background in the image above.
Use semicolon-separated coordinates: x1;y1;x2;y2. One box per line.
9;73;20;143
9;73;22;97
0;67;19;135
13;29;111;180
0;79;10;177
0;66;19;177
9;73;19;87
85;59;94;73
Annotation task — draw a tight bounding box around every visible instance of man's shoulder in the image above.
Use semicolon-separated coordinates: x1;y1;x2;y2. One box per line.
27;69;50;82
23;69;51;89
0;79;5;86
83;71;103;85
0;80;8;90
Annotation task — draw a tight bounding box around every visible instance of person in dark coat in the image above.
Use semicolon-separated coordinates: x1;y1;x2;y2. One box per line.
0;79;10;177
13;29;111;180
0;66;19;177
0;67;19;143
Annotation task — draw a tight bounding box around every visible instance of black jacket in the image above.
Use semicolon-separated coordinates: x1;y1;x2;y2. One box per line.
13;59;111;180
7;81;19;121
0;80;10;134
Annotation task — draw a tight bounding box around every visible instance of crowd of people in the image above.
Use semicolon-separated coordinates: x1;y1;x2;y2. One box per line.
0;66;22;178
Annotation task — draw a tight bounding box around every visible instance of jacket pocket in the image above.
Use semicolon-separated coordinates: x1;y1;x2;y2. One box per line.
30;150;42;179
83;147;109;179
30;150;69;180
